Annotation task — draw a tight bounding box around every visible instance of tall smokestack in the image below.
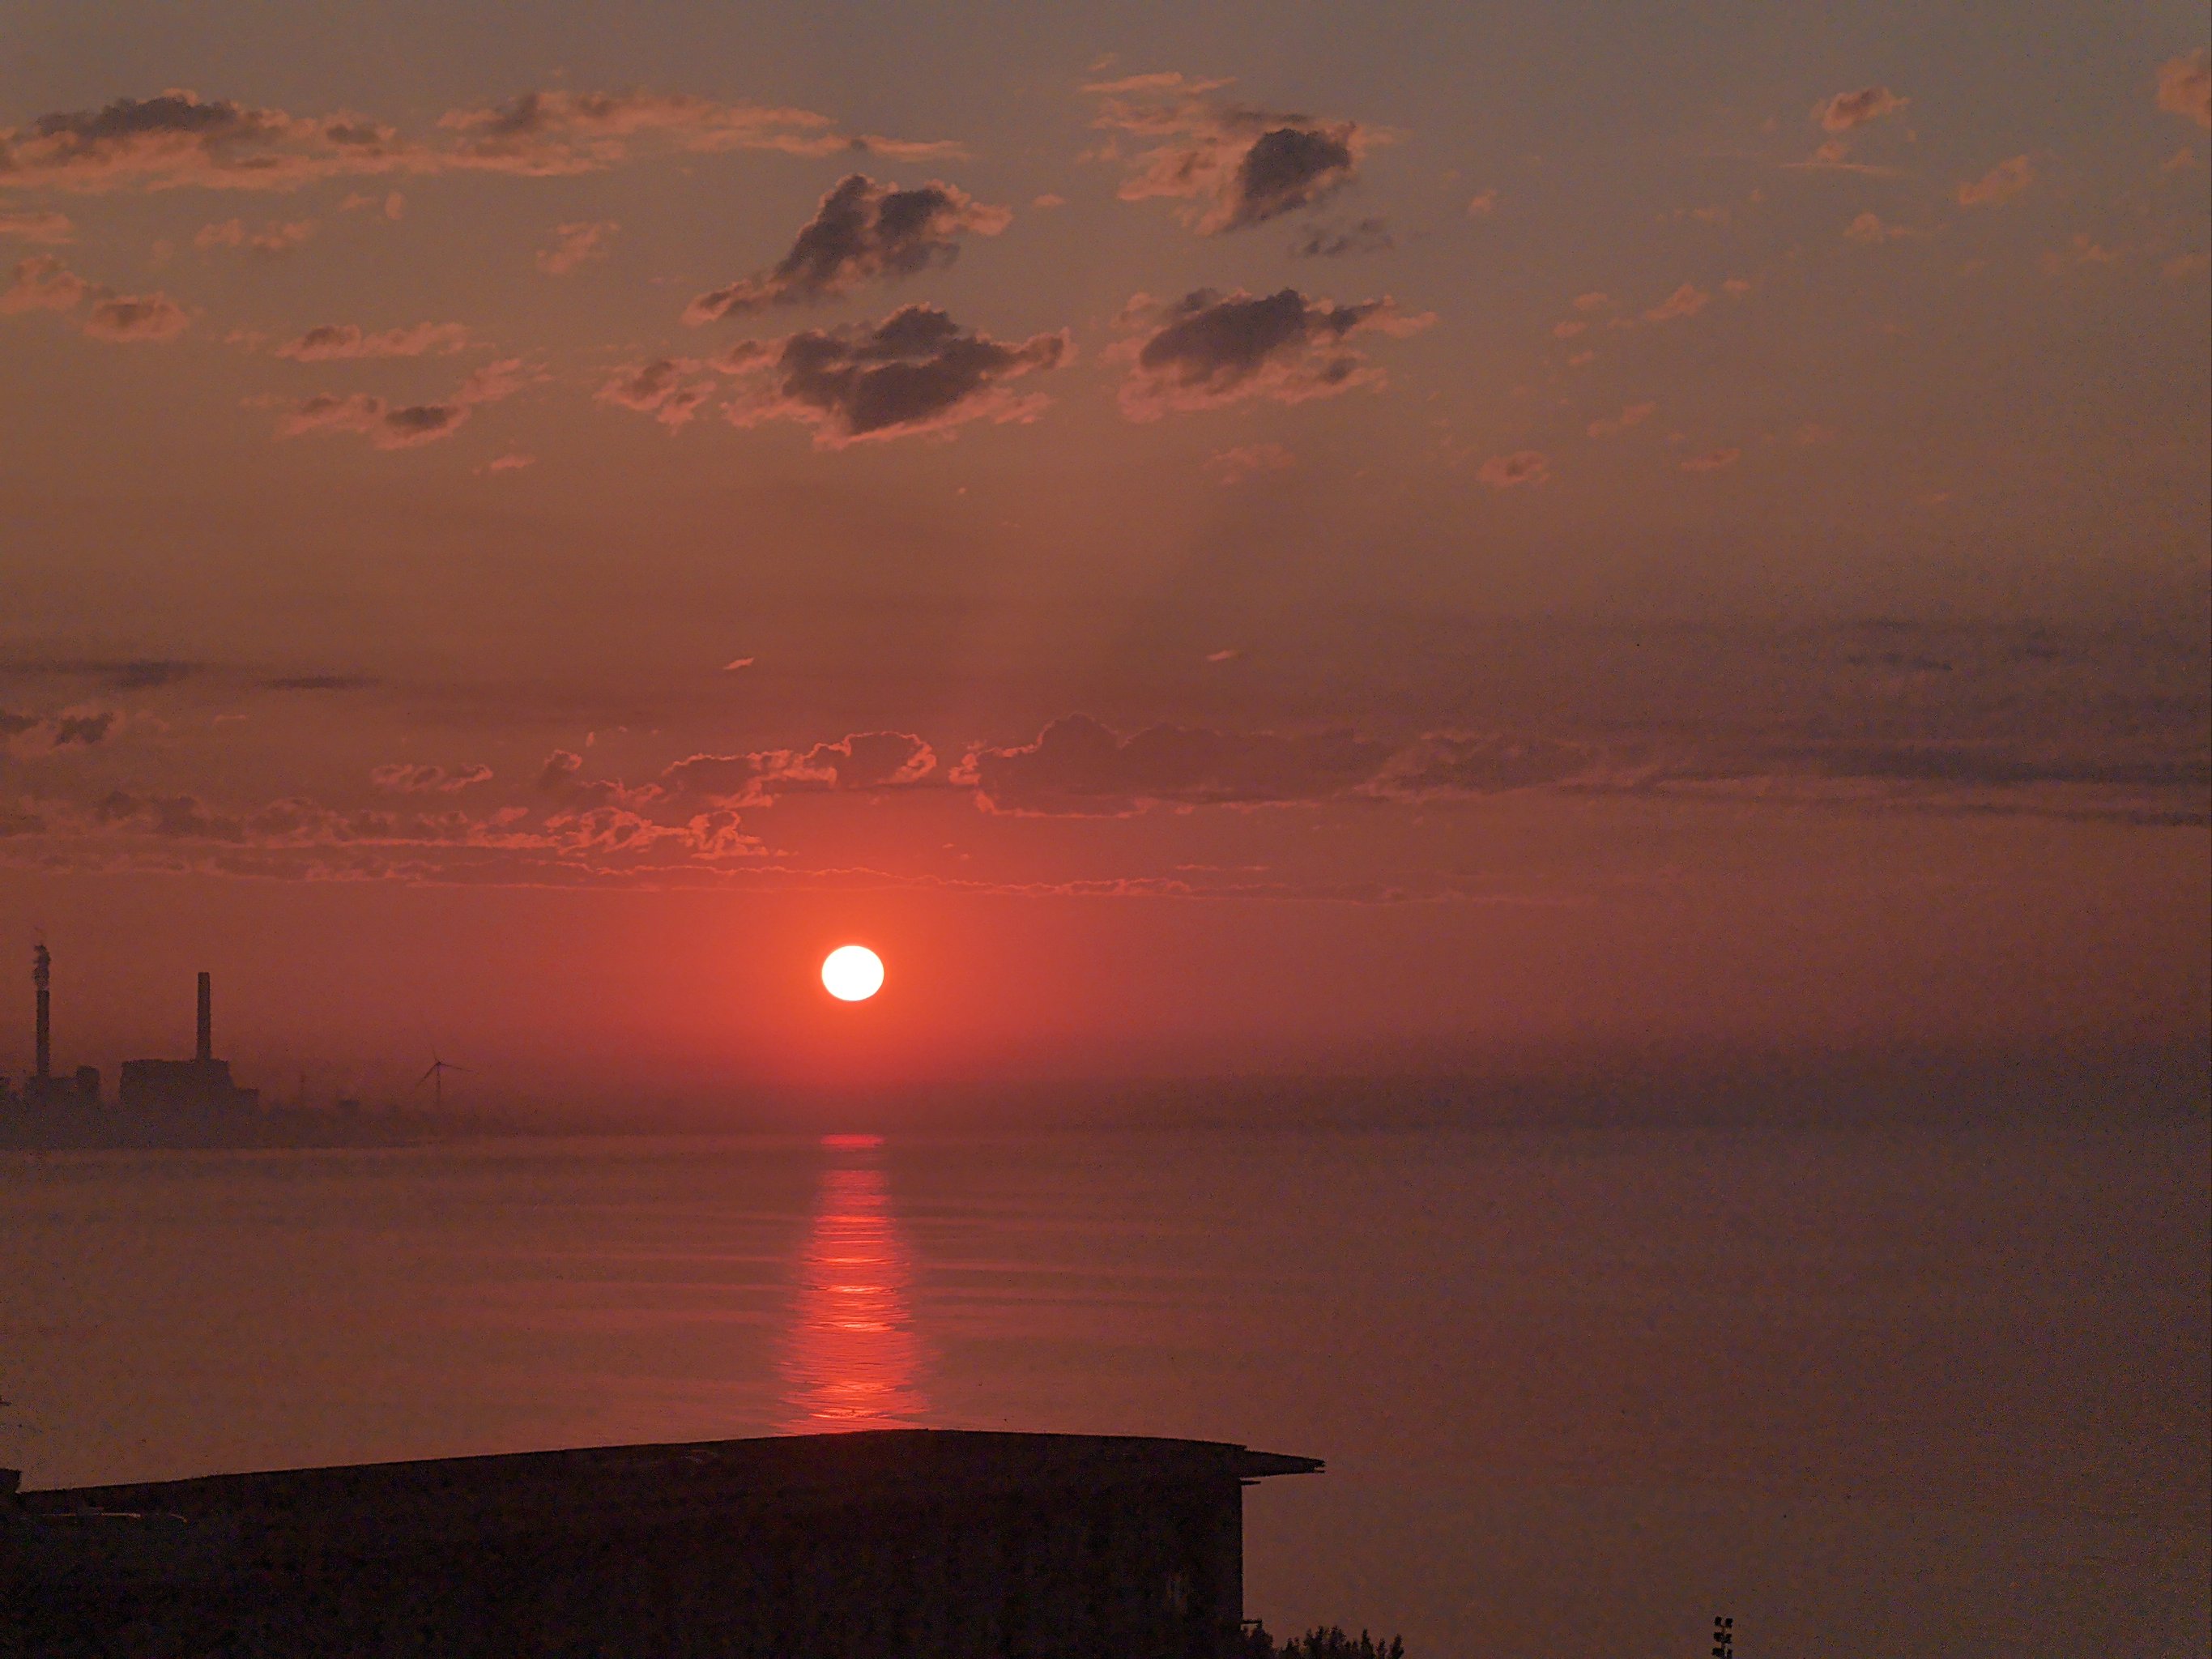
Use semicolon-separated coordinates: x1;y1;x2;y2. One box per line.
197;970;212;1063
33;945;50;1082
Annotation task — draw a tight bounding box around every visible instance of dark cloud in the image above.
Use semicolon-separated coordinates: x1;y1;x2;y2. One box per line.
718;304;1069;446
1230;126;1358;228
111;660;194;689
684;174;1010;322
275;356;535;449
49;712;114;746
1117;287;1429;418
274;321;471;360
96;790;246;841
1289;215;1393;258
1816;87;1908;132
79;291;190;342
1085;73;1378;235
961;714;1391;815
0;87;954;196
0;707;114;748
0;91;407;192
279;392;468;448
536;748;585;791
595;357;716;430
260;674;375;691
1477;450;1550;488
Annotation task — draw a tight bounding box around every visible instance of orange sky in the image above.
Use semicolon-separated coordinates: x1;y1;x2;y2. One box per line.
2;4;2206;1108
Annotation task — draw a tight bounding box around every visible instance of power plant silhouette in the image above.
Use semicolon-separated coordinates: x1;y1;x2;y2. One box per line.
2;945;452;1148
10;947;254;1111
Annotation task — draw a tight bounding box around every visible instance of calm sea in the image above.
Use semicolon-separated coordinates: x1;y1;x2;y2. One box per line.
2;1119;2205;1657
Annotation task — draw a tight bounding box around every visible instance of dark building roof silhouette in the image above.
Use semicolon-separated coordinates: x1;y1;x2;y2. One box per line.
3;1429;1322;1657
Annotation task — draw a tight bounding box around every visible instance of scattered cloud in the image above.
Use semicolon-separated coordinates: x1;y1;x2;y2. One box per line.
195;215;315;256
1680;446;1741;472
371;762;492;794
536;219;616;275
596;356;717;429
1115;287;1430;419
660;731;936;804
1572;292;1611;312
0;210;73;244
1586;401;1657;438
273;356;533;449
1084;72;1378;234
536;748;584;791
1477;450;1550;488
1363;732;1597;800
1465;188;1500;216
0;90;411;192
2039;233;2122;275
80;291;190;342
1642;283;1711;322
0;253;87;313
278;392;470;448
274;320;471;360
450;356;542;406
1816;87;1908;132
0;87;954;196
961;714;1390;815
1208;441;1297;484
1843;211;1916;243
435;87;958;176
1290;215;1393;258
484;452;536;471
2157;50;2210;129
684;174;1009;321
1956;154;2036;207
0;707;114;751
715;303;1070;446
2163;251;2210;280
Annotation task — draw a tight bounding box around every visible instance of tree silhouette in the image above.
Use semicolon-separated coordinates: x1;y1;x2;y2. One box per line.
1242;1623;1409;1658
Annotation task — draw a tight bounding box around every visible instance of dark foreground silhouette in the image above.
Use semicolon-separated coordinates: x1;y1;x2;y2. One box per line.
1244;1627;1408;1657
6;1431;1325;1657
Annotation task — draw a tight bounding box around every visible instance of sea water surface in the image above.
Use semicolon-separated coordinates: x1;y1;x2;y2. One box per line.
2;1119;2205;1657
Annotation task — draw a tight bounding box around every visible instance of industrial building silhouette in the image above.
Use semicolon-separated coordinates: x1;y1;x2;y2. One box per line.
6;947;257;1111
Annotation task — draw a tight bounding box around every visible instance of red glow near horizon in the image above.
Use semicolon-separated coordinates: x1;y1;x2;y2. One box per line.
778;1151;924;1433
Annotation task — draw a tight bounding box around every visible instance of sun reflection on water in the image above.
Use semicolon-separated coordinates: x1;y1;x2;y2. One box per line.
778;1141;927;1432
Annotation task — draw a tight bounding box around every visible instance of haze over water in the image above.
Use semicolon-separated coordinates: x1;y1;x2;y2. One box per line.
2;1113;2203;1657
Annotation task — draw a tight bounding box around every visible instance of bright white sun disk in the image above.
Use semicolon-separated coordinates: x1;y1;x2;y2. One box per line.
821;945;885;1002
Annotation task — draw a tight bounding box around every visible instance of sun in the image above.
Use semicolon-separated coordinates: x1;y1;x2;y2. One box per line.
820;944;885;1002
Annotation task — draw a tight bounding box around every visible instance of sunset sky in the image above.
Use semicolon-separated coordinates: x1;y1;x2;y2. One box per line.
2;2;2206;1102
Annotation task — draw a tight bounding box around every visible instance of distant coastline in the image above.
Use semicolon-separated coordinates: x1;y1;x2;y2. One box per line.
0;1100;496;1152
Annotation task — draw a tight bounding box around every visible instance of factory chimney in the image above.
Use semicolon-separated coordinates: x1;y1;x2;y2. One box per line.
33;944;51;1082
196;971;212;1064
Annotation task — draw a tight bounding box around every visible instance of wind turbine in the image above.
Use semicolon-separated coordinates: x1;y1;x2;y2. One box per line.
417;1051;467;1110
